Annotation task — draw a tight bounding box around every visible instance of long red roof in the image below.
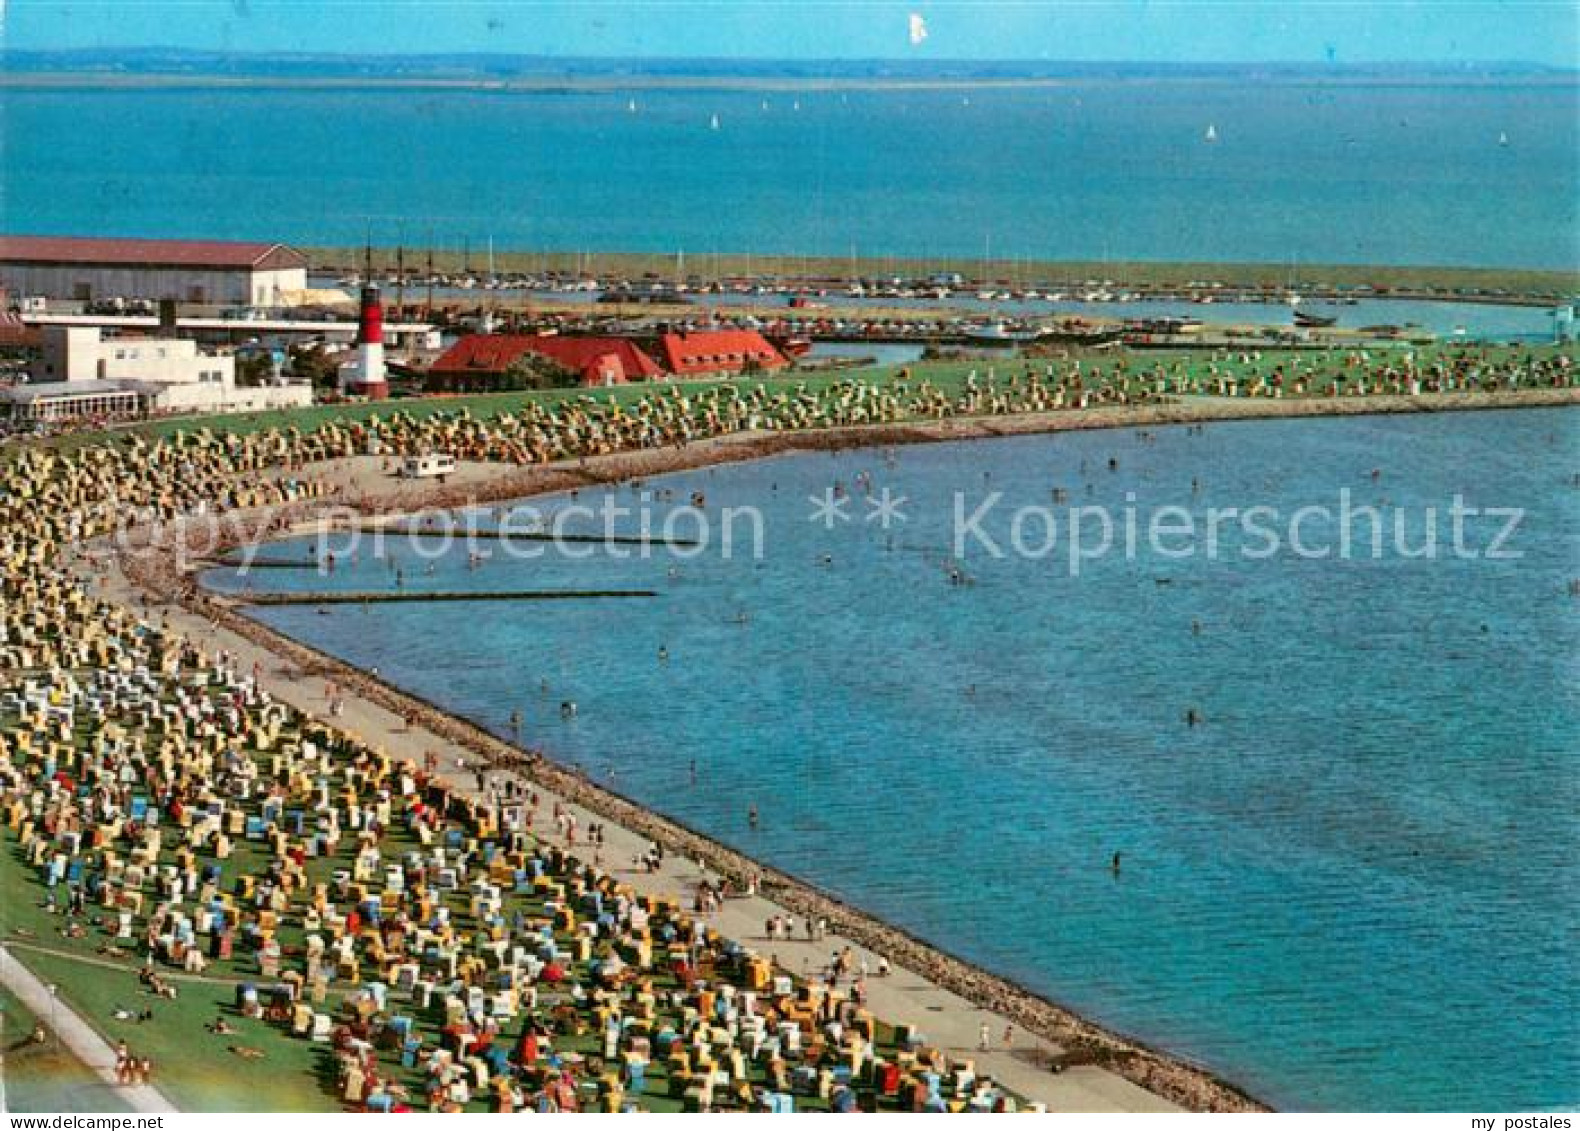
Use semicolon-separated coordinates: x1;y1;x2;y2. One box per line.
0;235;306;271
660;330;787;376
430;334;662;381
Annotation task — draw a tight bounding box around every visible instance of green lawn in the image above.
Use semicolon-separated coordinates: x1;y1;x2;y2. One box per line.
5;948;336;1113
0;820;339;1112
13;341;1565;461
0;985;133;1113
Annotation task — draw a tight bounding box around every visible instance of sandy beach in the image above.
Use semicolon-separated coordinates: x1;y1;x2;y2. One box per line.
77;387;1572;1112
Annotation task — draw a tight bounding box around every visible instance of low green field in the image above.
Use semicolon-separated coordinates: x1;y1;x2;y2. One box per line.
0;984;133;1112
12;341;1566;461
127;340;1575;439
3;947;333;1112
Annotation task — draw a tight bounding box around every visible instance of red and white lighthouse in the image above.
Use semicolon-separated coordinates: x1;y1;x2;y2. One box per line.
339;284;389;398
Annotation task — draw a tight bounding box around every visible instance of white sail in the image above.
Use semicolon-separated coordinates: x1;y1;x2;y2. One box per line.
710;113;720;130
1205;124;1219;143
627;98;637;113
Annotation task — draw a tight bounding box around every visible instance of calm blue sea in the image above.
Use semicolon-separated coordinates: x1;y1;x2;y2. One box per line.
210;408;1580;1112
4;81;1578;268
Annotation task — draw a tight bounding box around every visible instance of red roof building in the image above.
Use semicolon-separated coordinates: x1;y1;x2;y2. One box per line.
0;235;308;306
0;236;305;271
659;330;788;378
428;334;663;391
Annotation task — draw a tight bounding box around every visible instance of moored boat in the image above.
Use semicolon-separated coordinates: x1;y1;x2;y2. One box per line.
769;335;812;358
964;322;1044;343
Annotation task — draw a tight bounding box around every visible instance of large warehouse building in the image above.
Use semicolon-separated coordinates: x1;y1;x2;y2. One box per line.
0;235;308;306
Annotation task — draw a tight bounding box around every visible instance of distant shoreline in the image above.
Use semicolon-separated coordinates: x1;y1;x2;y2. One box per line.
6;70;1578;94
300;243;1579;301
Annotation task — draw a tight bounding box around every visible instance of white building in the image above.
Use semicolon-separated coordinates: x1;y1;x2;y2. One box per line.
1;325;311;423
0;235;308;307
38;325;233;387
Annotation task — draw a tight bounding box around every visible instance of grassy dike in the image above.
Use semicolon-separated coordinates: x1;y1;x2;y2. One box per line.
0;835;339;1111
303;246;1580;299
14;341;1564;457
0;983;132;1112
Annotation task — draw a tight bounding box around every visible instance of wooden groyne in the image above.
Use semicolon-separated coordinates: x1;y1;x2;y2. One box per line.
236;588;658;606
211;555;321;570
351;523;699;548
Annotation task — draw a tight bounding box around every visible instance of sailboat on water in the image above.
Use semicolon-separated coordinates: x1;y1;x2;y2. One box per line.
627;98;637;113
1205;124;1219;143
710;113;720;131
1498;131;1510;147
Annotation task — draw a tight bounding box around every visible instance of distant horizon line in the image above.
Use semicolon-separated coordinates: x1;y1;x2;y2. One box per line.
4;46;1575;75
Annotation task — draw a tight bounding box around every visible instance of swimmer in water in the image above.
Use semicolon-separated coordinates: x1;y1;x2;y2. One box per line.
1111;851;1122;876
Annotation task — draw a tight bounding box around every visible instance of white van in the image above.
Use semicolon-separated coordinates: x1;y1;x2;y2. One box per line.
400;453;457;479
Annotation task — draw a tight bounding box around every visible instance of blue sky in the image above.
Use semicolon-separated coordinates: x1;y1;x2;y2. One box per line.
5;1;1577;66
